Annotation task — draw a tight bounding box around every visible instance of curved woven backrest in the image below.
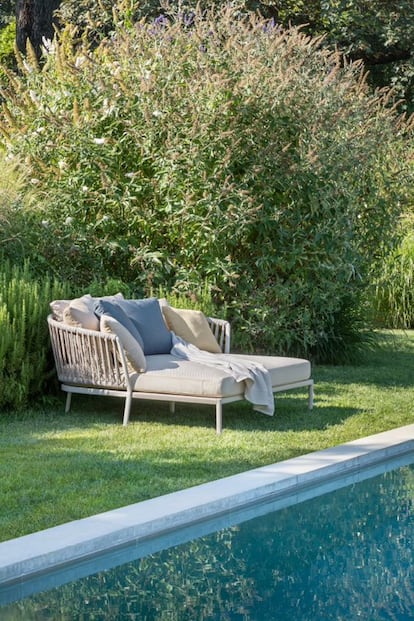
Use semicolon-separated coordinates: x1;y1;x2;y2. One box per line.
48;315;129;390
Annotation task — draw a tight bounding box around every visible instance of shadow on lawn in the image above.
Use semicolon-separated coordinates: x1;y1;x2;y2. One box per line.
2;388;360;435
62;393;360;434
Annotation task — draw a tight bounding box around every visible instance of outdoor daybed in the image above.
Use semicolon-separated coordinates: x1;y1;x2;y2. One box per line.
48;295;314;433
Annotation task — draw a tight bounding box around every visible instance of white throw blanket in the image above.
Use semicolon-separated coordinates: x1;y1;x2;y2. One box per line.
170;334;274;416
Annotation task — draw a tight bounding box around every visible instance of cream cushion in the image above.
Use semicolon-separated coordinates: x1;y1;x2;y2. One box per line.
63;294;99;331
62;293;124;331
50;299;71;322
162;306;221;353
100;315;146;373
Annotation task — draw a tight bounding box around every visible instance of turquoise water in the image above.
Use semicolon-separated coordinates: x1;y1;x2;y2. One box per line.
2;457;414;620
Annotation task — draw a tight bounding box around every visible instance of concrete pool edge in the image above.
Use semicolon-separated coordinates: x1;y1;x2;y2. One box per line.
1;424;414;587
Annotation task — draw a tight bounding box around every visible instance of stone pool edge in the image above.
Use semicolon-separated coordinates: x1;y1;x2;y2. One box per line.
1;424;414;586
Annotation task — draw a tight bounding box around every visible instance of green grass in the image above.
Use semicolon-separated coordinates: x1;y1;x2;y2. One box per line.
1;330;414;543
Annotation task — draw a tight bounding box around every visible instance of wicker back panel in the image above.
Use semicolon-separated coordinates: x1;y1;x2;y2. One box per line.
207;317;231;353
48;316;128;389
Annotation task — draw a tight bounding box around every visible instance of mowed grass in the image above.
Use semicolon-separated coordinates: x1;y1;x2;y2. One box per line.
1;330;413;543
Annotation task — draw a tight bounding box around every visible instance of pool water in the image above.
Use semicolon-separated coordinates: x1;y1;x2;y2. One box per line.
2;458;414;620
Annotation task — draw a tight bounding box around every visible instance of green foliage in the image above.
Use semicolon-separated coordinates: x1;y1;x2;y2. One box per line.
0;260;71;410
0;5;413;361
0;155;36;265
87;277;134;298
0;1;14;29
0;20;16;83
372;221;414;329
318;0;414;113
0;20;15;62
316;0;414;56
57;0;123;44
258;0;414;112
56;0;414;113
154;282;225;318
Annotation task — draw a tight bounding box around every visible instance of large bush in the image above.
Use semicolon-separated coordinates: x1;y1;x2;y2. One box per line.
0;5;413;360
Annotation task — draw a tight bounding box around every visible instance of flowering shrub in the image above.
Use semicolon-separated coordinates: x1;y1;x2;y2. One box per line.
0;5;413;360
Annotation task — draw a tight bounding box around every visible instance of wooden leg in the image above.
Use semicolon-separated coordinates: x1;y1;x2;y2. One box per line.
65;391;72;413
169;402;176;413
216;401;223;434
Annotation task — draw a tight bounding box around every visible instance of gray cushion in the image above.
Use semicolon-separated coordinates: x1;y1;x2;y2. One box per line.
117;298;172;355
94;299;145;350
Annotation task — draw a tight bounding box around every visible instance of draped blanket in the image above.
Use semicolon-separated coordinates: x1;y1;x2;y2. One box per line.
171;334;274;416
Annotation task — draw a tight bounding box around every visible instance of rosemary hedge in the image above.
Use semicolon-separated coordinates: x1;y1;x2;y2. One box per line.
0;261;72;409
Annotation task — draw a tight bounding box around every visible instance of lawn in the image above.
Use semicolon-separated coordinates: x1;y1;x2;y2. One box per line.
1;330;413;543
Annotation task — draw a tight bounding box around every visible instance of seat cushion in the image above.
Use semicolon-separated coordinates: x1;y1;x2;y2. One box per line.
61;293;124;331
50;299;71;322
132;355;244;398
130;353;311;397
223;354;311;387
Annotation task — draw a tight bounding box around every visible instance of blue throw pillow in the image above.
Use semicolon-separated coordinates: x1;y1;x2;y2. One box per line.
117;298;172;355
94;299;145;350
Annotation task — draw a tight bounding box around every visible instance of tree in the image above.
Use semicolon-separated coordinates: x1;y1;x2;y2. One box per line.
15;0;61;56
246;0;414;111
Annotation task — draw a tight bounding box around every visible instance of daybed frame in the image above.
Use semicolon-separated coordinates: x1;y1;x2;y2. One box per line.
48;315;313;433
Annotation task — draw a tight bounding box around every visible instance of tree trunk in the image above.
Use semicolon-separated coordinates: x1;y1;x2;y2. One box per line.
15;0;61;57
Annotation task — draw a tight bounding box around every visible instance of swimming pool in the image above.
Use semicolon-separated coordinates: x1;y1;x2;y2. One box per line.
1;426;414;619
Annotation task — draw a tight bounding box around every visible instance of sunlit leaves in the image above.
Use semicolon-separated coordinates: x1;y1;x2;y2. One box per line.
0;5;413;360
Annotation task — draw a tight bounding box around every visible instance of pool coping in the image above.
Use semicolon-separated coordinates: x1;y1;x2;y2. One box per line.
1;424;414;589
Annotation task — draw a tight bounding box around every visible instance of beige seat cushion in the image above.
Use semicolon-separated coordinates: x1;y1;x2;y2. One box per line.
131;353;311;397
100;315;146;373
224;354;311;387
132;355;243;397
162;306;221;353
